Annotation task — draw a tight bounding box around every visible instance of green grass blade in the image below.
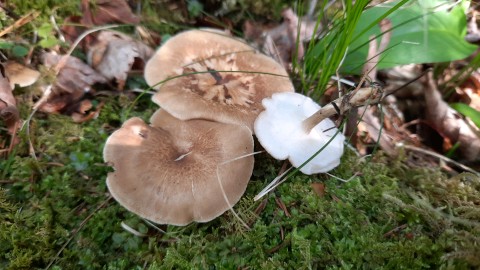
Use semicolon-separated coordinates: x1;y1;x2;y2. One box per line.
450;103;480;128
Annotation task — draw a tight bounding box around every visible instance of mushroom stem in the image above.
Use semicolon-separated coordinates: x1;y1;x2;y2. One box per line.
301;85;384;133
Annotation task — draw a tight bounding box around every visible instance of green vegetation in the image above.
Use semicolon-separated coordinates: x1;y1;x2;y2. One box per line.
1;0;479;269
1;96;479;269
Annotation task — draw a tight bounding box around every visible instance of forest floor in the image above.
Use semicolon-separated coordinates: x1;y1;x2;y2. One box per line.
1;0;480;269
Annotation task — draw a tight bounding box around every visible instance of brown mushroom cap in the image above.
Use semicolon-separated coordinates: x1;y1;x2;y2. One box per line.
103;110;254;225
144;29;294;130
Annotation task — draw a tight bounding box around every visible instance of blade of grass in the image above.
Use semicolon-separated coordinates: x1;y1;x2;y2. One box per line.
450;103;480;128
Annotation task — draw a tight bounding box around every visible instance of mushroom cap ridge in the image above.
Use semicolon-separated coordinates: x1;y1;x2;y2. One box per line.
104;111;254;225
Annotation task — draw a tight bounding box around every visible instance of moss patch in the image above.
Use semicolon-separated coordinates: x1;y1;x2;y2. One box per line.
1;97;479;269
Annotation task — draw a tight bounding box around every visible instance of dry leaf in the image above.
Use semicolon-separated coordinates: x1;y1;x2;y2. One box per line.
311;182;326;197
71;100;105;123
0;64;20;134
81;0;139;26
87;30;154;90
4;61;40;88
41;52;107;113
460;71;480;111
424;73;480;161
244;8;318;67
62;0;139;45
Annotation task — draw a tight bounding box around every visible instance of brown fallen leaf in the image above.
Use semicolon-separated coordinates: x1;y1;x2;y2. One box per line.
87;30;154;90
0;11;39;37
244;8;318;67
40;52;107;113
424;72;480;161
71;100;105;123
4;61;40;88
311;182;326;197
81;0;139;26
0;63;20;135
459;71;480;111
62;0;139;45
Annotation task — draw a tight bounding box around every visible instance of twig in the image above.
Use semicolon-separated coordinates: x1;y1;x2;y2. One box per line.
396;143;480;176
383;224;407;238
302;85;385;132
50;13;66;43
274;196;291;217
0;11;40;37
46;196;112;270
121;221;147;237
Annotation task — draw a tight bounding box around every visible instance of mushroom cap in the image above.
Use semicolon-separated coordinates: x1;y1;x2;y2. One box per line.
144;29;294;130
254;92;345;174
4;61;40;88
104;111;254;225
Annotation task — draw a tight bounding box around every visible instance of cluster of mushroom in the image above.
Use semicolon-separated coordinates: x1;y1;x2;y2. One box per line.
103;29;293;225
103;29;345;226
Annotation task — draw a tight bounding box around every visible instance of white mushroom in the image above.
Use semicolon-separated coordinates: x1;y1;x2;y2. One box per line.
254;92;345;174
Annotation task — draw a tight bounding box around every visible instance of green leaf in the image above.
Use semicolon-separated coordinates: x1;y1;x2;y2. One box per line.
0;42;14;50
11;45;29;57
187;0;204;18
342;0;477;73
39;37;59;48
450;103;480;128
37;22;53;38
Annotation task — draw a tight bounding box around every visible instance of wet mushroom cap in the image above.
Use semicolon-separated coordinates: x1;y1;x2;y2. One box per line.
103;111;254;225
144;29;294;130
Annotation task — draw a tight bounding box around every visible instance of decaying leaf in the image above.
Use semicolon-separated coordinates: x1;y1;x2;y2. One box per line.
40;52;107;113
62;0;139;45
460;71;480;111
425;73;480;161
311;182;326;197
244;8;318;67
87;30;154;90
0;63;20;134
4;61;40;88
81;0;139;26
71;100;105;123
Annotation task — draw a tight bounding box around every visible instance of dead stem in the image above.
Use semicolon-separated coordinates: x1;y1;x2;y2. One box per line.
302;85;384;133
396;143;480;176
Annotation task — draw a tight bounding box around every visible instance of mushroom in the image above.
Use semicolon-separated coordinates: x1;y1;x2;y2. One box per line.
254;92;345;175
4;61;40;88
103;110;254;225
144;29;294;130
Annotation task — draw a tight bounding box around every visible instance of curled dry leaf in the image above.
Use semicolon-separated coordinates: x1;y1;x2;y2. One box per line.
71;100;105;123
88;31;154;90
460;71;480;111
425;73;480;161
4;61;40;88
0;64;19;134
80;0;139;26
62;0;139;46
41;52;107;113
244;8;318;67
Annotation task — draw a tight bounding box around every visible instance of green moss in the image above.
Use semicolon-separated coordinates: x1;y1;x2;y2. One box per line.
1;93;480;269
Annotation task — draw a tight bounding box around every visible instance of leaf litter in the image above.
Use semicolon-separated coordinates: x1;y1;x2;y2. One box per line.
87;30;154;90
